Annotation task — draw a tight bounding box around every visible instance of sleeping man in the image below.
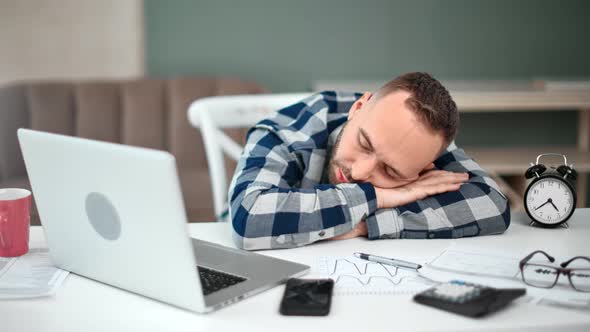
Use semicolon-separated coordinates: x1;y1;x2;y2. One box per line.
227;72;509;250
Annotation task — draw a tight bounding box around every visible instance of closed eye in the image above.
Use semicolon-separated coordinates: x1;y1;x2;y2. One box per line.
384;165;397;178
358;132;372;151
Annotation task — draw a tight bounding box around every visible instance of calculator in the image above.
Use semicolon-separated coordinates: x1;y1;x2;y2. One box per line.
414;280;526;318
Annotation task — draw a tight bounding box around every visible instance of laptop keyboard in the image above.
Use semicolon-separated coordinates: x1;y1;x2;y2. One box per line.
197;265;247;295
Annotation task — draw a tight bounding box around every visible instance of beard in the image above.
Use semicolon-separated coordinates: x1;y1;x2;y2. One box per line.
327;122;353;185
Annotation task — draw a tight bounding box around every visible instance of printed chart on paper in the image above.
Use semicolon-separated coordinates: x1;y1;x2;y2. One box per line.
314;256;436;296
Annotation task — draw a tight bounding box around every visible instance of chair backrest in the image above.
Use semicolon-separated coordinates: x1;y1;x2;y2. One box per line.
188;93;311;219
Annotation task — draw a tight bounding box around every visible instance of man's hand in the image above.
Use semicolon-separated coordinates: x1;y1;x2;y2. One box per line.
375;170;469;209
330;220;368;241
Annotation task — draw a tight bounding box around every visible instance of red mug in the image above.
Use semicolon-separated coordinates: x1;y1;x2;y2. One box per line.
0;188;31;257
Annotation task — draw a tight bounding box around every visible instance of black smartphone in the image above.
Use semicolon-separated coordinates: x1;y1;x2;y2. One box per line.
279;278;334;316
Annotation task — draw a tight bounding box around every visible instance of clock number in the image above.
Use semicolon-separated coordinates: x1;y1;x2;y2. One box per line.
540;183;545;189
533;189;539;195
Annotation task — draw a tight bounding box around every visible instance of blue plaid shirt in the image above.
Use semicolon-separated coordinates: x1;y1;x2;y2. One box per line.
228;91;510;250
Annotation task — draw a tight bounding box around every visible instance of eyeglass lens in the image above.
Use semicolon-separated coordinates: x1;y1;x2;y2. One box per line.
567;257;590;292
522;264;559;288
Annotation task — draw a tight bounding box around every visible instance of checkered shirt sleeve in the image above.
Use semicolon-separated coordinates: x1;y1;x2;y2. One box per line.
228;92;377;250
365;142;511;240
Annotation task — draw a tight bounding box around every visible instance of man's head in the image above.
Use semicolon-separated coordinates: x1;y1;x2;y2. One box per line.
327;72;459;188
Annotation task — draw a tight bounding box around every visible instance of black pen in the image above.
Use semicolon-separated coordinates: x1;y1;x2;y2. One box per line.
354;252;422;270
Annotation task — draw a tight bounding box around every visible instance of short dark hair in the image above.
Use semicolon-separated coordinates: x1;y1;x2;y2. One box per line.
373;72;459;146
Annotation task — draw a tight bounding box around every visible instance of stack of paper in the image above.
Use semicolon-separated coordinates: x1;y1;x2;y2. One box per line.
0;248;69;299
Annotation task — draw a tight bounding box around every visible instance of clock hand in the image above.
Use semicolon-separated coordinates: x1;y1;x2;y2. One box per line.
549;199;559;212
535;200;550;211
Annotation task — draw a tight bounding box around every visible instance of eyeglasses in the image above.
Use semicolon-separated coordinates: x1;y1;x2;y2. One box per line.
519;250;590;292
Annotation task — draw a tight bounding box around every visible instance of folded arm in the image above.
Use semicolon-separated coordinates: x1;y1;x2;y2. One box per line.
229;128;377;250
365;142;510;239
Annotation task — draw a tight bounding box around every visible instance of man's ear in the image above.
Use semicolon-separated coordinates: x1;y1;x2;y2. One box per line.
348;91;373;120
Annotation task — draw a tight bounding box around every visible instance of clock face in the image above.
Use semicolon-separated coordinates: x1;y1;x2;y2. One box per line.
525;176;574;225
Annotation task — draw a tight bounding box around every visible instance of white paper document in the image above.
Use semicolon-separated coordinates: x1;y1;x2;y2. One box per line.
426;245;521;279
314;255;436;295
0;248;69;299
420;244;590;313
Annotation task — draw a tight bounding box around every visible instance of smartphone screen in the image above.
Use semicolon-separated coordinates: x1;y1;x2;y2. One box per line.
279;278;334;316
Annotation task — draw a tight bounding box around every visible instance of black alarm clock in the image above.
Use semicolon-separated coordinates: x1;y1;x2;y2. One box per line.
524;153;577;228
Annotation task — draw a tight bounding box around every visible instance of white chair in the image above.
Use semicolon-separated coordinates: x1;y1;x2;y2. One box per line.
187;93;312;220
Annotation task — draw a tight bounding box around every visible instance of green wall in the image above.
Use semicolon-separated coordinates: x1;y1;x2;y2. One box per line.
145;0;590;204
145;0;590;91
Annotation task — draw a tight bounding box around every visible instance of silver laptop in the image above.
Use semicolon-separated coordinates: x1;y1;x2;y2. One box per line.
17;129;309;313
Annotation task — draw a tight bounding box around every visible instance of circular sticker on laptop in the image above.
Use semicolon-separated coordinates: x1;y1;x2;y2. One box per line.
85;192;122;241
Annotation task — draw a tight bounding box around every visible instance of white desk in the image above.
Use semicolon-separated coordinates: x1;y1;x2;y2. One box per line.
2;210;590;332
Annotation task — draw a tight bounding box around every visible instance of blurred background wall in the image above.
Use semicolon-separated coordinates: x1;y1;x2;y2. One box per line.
144;0;590;145
0;0;144;85
145;0;590;92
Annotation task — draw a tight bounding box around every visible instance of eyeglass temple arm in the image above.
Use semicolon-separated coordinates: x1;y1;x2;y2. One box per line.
561;256;590;268
520;250;555;269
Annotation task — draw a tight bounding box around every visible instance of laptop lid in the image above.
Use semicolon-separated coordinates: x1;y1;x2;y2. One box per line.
18;129;207;312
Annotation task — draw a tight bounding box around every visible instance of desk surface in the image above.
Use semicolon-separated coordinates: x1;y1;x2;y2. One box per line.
2;210;590;332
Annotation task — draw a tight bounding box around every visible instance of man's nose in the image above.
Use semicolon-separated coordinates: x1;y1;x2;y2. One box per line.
351;155;378;182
